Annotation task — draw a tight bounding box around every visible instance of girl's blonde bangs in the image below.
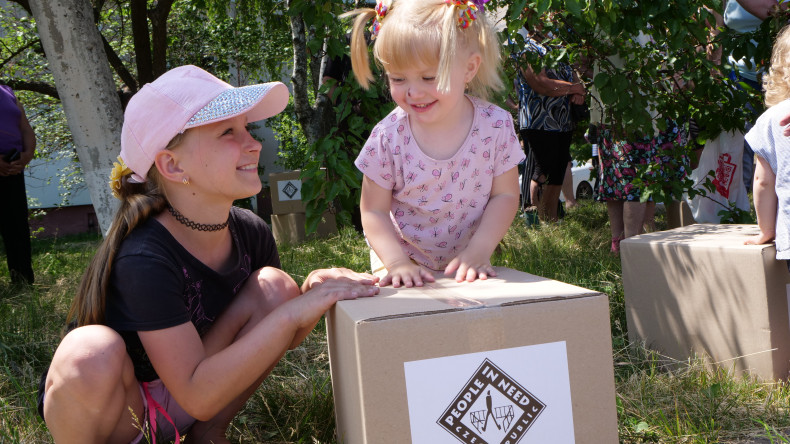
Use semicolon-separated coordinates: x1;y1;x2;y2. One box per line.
374;13;442;72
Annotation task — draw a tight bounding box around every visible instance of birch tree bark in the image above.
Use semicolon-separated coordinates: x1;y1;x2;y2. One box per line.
28;0;122;234
286;0;332;146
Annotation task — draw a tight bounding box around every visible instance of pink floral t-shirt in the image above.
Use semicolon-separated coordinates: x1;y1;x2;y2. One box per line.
355;96;525;271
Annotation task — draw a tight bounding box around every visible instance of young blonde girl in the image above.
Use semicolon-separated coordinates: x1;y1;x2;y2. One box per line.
745;25;790;260
37;65;378;444
344;0;525;288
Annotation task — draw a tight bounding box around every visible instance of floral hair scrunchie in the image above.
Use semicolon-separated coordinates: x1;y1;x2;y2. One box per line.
109;155;132;199
445;0;490;29
370;0;391;39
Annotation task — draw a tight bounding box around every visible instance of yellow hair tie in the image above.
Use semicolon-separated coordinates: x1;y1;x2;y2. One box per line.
109;155;132;199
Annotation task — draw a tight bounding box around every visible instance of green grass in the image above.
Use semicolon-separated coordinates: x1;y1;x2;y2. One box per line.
2;202;790;443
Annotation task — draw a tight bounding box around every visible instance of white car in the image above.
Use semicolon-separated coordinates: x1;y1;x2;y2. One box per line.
564;159;596;201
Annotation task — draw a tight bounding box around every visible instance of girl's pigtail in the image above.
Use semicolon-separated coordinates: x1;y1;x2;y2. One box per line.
67;173;166;326
438;1;503;99
437;3;461;94
470;10;503;100
341;8;378;89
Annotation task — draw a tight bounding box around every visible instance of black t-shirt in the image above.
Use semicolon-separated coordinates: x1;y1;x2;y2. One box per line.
104;206;280;382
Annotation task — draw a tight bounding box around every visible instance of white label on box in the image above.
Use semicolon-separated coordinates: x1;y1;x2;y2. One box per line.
404;342;574;444
277;179;302;201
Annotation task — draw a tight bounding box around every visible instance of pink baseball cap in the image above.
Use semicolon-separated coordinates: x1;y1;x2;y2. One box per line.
120;65;289;182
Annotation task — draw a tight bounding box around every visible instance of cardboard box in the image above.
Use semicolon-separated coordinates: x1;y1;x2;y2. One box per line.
270;211;337;245
327;267;617;444
255;186;273;220
269;170;306;215
666;200;695;229
621;224;790;380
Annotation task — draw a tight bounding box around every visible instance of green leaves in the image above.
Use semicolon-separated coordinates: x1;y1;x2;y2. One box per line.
535;0;553;16
297;64;394;233
564;0;584;18
507;0;528;22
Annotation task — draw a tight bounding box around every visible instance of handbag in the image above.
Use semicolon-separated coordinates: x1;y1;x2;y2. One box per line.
685;131;750;223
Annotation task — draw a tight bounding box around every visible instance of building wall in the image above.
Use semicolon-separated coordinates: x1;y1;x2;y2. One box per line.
29;205;99;238
25;153;92;209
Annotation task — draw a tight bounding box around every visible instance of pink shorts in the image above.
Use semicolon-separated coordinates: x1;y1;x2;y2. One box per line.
130;379;195;444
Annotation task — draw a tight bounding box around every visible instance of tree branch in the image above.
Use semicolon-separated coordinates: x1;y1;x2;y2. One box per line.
1;78;59;99
7;0;31;14
86;0;137;90
307;26;322;94
100;32;137;91
149;0;175;78
0;38;40;72
130;0;153;85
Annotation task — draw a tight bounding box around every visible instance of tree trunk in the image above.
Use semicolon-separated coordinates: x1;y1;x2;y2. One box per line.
286;0;331;146
130;0;153;85
28;0;122;235
149;0;175;79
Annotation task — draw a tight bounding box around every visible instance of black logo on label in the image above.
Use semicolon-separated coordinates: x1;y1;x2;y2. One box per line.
281;181;299;199
437;359;546;444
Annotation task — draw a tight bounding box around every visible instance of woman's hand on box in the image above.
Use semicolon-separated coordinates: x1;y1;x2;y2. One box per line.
302;267;379;293
286;277;379;331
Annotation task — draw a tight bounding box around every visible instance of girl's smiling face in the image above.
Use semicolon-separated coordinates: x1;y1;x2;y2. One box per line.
387;52;480;130
177;114;263;202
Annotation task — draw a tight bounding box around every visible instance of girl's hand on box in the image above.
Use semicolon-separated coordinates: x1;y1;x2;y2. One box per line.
745;231;775;245
444;250;497;283
380;260;435;288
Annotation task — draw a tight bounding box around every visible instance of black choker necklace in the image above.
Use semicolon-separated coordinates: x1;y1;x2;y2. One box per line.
168;205;230;232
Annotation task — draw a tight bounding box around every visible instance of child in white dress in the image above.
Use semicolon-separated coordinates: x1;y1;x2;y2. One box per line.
745;24;790;265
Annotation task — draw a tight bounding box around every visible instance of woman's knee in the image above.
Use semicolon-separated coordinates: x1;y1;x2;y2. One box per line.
243;266;300;311
47;325;131;394
44;326;141;442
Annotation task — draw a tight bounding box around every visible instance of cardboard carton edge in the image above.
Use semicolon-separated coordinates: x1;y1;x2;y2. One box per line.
327;304;367;443
358;292;602;323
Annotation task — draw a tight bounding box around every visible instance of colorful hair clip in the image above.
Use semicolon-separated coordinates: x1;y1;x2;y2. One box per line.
370;0;390;39
445;0;485;29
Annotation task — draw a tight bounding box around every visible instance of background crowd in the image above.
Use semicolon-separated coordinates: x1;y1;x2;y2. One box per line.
508;0;786;255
